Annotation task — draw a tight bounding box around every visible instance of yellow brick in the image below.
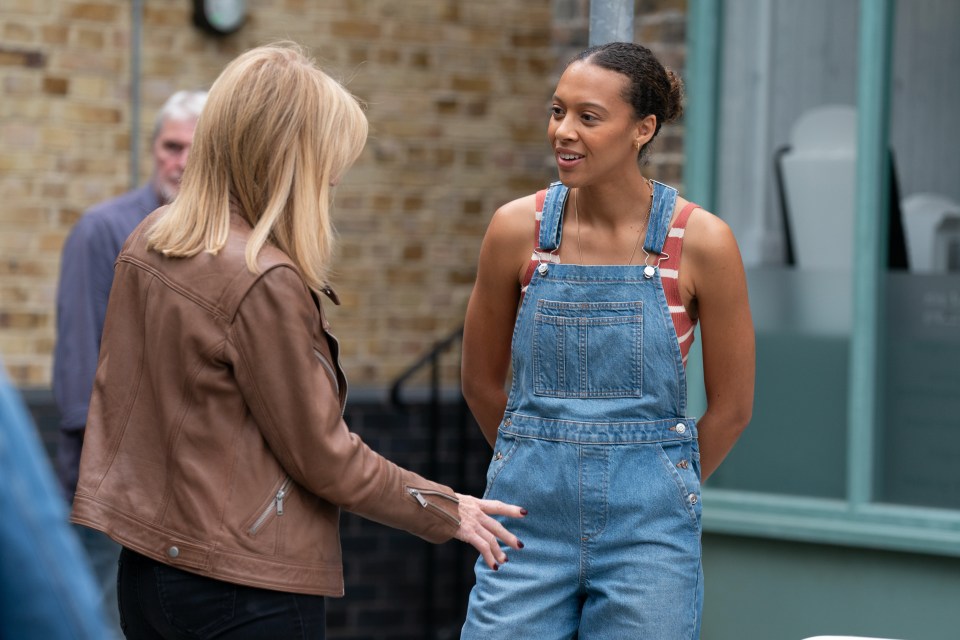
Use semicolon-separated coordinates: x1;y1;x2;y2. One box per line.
3;22;36;43
0;176;32;199
142;55;186;77
511;29;552;48
0;285;29;310
1;123;40;150
37;230;67;252
41;180;68;198
0;153;49;172
332;20;382;39
2;206;48;225
42;76;69;95
0;258;50;277
0;311;49;329
58;208;83;226
451;75;491;92
143;5;191;27
41;25;69;45
65;2;120;22
1;360;50;387
70;75;109;100
0;231;35;252
5;0;51;11
56;50;122;73
63;103;122;124
41;127;77;149
75;27;106;49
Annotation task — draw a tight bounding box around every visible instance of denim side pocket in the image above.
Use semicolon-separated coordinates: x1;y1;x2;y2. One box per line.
483;429;522;499
655;439;702;528
533;299;643;398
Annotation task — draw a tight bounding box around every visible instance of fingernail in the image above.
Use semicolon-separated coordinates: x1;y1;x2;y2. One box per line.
493;564;499;571
520;509;528;516
502;556;509;563
517;540;525;549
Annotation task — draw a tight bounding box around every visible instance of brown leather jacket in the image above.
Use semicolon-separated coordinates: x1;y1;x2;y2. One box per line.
71;209;461;596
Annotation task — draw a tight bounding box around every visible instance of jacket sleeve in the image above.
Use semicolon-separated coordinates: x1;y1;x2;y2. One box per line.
226;265;460;544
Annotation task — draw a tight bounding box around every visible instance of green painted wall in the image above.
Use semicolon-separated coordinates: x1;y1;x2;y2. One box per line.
702;533;960;640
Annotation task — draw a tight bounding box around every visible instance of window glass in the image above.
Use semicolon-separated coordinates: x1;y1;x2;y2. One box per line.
706;0;861;498
877;0;960;509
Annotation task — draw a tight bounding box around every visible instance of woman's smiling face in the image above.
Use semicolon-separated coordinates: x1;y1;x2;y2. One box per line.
547;61;647;188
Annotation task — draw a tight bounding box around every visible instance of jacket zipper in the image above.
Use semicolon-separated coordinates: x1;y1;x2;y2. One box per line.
406;487;461;527
313;348;339;395
325;332;349;408
249;476;292;535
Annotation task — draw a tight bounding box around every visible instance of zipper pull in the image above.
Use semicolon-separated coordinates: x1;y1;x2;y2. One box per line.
276;487;286;516
407;488;428;507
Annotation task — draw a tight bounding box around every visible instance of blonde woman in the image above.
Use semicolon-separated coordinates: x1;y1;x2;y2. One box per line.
71;43;524;639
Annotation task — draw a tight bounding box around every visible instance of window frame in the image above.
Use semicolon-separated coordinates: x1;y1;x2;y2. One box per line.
685;0;960;558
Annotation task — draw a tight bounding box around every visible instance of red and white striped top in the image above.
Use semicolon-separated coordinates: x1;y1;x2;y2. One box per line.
521;191;699;366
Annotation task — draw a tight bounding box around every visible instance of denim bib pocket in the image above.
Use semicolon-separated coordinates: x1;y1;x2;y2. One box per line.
532;299;643;398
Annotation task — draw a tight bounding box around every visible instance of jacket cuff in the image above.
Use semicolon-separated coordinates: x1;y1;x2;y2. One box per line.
402;481;461;543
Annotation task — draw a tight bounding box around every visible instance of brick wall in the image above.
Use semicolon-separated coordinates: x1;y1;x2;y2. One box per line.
0;0;559;389
0;0;687;394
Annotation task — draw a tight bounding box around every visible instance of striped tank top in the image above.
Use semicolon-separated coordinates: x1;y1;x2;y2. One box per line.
520;189;699;365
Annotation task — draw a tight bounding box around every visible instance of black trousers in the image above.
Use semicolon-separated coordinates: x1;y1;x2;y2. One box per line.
117;547;326;639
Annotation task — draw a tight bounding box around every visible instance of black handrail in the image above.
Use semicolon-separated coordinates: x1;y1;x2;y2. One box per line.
389;324;474;639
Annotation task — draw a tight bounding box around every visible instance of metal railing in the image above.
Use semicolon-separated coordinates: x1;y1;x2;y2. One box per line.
389;324;479;639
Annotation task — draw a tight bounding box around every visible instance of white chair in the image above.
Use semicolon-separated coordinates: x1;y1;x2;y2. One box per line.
775;104;910;270
901;192;960;272
777;105;858;271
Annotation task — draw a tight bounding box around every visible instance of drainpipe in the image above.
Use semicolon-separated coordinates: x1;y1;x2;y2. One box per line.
589;0;634;46
130;0;142;189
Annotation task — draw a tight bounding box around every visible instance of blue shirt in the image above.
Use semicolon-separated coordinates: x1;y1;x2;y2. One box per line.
52;185;159;493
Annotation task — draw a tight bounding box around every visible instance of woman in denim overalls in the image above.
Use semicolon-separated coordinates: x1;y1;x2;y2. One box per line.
460;43;755;639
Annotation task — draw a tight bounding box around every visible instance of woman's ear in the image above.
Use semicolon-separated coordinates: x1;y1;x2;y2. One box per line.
635;114;658;147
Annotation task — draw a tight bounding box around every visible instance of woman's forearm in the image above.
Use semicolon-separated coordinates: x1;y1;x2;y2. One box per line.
463;382;508;448
695;408;751;482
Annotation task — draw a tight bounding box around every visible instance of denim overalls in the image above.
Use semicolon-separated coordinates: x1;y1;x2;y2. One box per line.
461;181;703;640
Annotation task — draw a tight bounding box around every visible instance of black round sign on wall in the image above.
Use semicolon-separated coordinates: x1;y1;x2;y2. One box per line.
193;0;247;36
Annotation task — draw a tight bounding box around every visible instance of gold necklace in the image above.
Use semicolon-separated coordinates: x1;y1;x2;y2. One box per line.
574;178;654;266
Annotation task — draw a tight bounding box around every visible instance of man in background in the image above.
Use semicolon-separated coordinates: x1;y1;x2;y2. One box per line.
52;89;207;636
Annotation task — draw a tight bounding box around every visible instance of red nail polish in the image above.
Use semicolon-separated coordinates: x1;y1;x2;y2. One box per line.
493;564;499;571
517;540;525;549
520;509;528;516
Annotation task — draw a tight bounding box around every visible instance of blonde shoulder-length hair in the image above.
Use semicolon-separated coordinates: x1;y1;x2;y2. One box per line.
147;42;368;292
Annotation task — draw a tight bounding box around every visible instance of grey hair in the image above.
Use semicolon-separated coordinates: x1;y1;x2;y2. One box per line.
152;90;208;140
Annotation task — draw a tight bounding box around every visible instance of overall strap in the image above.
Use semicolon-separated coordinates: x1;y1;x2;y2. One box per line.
538;181;569;252
520;189;550;291
642;181;679;256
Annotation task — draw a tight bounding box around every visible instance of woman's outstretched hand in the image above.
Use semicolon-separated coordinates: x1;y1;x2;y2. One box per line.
454;494;526;570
